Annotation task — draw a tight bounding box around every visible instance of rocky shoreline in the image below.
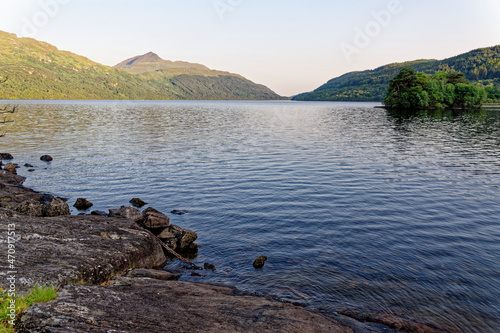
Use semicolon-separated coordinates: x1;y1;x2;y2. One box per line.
0;156;354;332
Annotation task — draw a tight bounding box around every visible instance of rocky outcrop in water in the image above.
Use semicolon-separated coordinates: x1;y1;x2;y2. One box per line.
73;198;93;210
130;197;147;208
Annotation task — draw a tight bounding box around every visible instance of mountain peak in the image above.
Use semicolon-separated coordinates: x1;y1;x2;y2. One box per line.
114;52;211;74
121;52;162;66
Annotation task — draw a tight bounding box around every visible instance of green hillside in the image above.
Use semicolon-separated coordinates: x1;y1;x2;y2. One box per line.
0;31;282;100
293;45;500;103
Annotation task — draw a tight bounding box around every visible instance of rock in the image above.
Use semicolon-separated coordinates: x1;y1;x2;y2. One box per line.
118;206;143;222
253;255;268;269
338;307;446;332
17;278;352;333
45;197;71;217
130;197;147;208
171;209;188;215
3;163;17;174
204;263;216;271
24;163;34;167
28;169;35;172
166;224;198;252
125;268;181;281
0;170;25;184
73;198;93;210
0;213;167;296
40;155;53;162
0;153;13;160
140;207;170;229
157;229;178;250
15;199;44;216
15;197;70;217
91;210;108;217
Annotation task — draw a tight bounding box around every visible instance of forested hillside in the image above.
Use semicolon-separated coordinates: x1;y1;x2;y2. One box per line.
0;31;282;100
294;45;500;103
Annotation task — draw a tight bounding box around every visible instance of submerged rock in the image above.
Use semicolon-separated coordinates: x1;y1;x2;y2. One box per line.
171;209;188;215
73;198;93;210
204;263;216;271
40;155;53;162
130;197;147;208
253;255;268;269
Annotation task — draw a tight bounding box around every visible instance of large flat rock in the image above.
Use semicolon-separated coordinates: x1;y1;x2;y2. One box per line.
18;277;353;333
0;209;167;294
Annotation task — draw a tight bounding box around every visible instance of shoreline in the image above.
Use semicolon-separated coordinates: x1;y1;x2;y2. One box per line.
0;156;355;332
0;155;456;333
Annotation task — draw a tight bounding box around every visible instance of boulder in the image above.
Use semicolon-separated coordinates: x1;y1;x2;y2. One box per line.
45;197;71;217
253;255;268;269
40;155;53;162
159;224;198;252
130;198;147;208
0;153;13;160
15;197;70;217
120;206;143;222
15;199;44;216
140;207;170;229
73;198;93;210
3;163;17;174
157;229;178;250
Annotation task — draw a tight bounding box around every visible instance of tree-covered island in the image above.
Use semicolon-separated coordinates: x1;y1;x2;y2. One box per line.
383;67;487;109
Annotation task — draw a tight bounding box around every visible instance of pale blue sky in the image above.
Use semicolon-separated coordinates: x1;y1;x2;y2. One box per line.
1;0;499;96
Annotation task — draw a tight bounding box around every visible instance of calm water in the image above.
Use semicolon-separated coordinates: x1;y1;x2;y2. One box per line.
2;100;500;332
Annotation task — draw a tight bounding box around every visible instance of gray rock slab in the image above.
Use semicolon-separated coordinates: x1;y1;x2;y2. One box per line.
0;210;167;295
18;277;353;333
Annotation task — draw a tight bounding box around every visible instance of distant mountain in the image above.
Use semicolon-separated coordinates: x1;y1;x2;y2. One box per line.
114;51;210;74
113;51;282;100
293;45;500;102
0;31;282;100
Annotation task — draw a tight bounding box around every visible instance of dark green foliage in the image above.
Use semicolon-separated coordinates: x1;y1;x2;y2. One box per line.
384;67;487;109
294;45;500;103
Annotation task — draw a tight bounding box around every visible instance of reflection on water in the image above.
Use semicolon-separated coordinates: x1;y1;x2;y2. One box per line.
2;101;500;333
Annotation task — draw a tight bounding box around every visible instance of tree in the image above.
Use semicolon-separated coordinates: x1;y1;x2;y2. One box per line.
384;67;429;108
384;68;487;109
